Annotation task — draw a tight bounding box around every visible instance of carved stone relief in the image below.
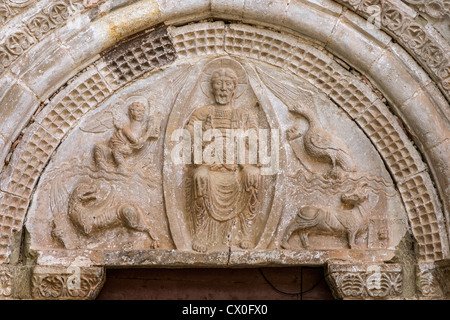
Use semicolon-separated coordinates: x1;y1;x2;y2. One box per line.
27;68;182;252
0;0;35;26
416;263;443;298
163;57;283;254
0;8;446;299
0;265;13;299
403;0;450;19
31;266;104;300
0;0;87;75
336;0;450;99
23;48;408;270
326;263;403;299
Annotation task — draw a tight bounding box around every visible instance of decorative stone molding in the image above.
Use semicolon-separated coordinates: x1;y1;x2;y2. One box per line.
60;23;450;258
416;263;443;298
0;0;35;27
0;0;447;300
31;266;105;300
403;0;450;19
326;263;403;299
0;20;445;268
0;265;13;299
0;0;88;76
335;0;450;100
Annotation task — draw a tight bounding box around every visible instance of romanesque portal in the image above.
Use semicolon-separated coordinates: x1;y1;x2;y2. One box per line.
0;0;448;300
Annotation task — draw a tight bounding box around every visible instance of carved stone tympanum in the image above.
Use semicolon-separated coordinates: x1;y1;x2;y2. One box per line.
0;0;447;299
24;49;406;265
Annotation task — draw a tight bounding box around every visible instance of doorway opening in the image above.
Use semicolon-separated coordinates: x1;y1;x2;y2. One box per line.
96;267;334;300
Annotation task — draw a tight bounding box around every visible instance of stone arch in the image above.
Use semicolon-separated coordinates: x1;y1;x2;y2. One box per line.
0;0;448;300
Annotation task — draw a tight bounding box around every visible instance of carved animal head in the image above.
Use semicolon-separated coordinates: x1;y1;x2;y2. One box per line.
70;183;98;207
341;192;368;207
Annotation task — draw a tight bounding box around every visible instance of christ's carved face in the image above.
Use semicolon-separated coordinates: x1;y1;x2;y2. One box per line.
212;75;236;105
211;68;237;105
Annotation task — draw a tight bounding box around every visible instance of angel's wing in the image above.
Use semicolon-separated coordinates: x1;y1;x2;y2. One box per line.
256;65;315;111
309;127;351;154
134;66;192;163
80;104;127;134
50;171;69;219
168;64;193;101
79;110;115;134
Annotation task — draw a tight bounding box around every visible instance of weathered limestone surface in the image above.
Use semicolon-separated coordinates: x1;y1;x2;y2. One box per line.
0;0;448;300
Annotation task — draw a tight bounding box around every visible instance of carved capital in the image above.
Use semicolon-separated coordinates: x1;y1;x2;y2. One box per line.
326;263;403;300
0;265;14;300
31;266;105;300
416;263;443;298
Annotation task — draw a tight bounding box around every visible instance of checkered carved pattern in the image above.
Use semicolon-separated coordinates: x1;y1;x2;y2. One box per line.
329;82;374;118
0;22;444;265
286;48;375;119
398;173;444;261
358;103;425;180
0;192;27;263
356;104;443;261
2;125;58;199
40;72;112;139
225;25;296;68
171;22;225;59
99;27;176;89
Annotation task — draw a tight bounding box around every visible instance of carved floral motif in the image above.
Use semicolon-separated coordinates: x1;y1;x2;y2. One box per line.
0;0;85;74
336;0;450;96
417;269;440;296
0;0;35;26
327;264;403;299
31;267;105;300
403;0;450;19
0;270;12;298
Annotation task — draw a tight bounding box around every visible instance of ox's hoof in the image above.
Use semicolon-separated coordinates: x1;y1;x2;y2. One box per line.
151;240;160;249
280;242;291;250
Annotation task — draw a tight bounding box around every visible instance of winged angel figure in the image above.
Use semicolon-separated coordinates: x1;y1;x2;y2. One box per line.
48;65;193;248
79;97;160;175
257;66;357;179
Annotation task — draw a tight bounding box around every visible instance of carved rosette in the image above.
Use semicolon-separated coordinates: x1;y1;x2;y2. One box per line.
0;2;445;299
327;263;403;299
0;0;35;26
402;0;450;19
31;266;105;300
0;0;86;74
336;0;450;96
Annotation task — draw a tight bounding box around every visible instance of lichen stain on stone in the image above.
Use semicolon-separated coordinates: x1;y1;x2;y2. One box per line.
101;0;161;43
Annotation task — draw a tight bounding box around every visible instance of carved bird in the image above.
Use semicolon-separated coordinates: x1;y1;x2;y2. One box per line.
256;65;356;179
287;106;357;179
